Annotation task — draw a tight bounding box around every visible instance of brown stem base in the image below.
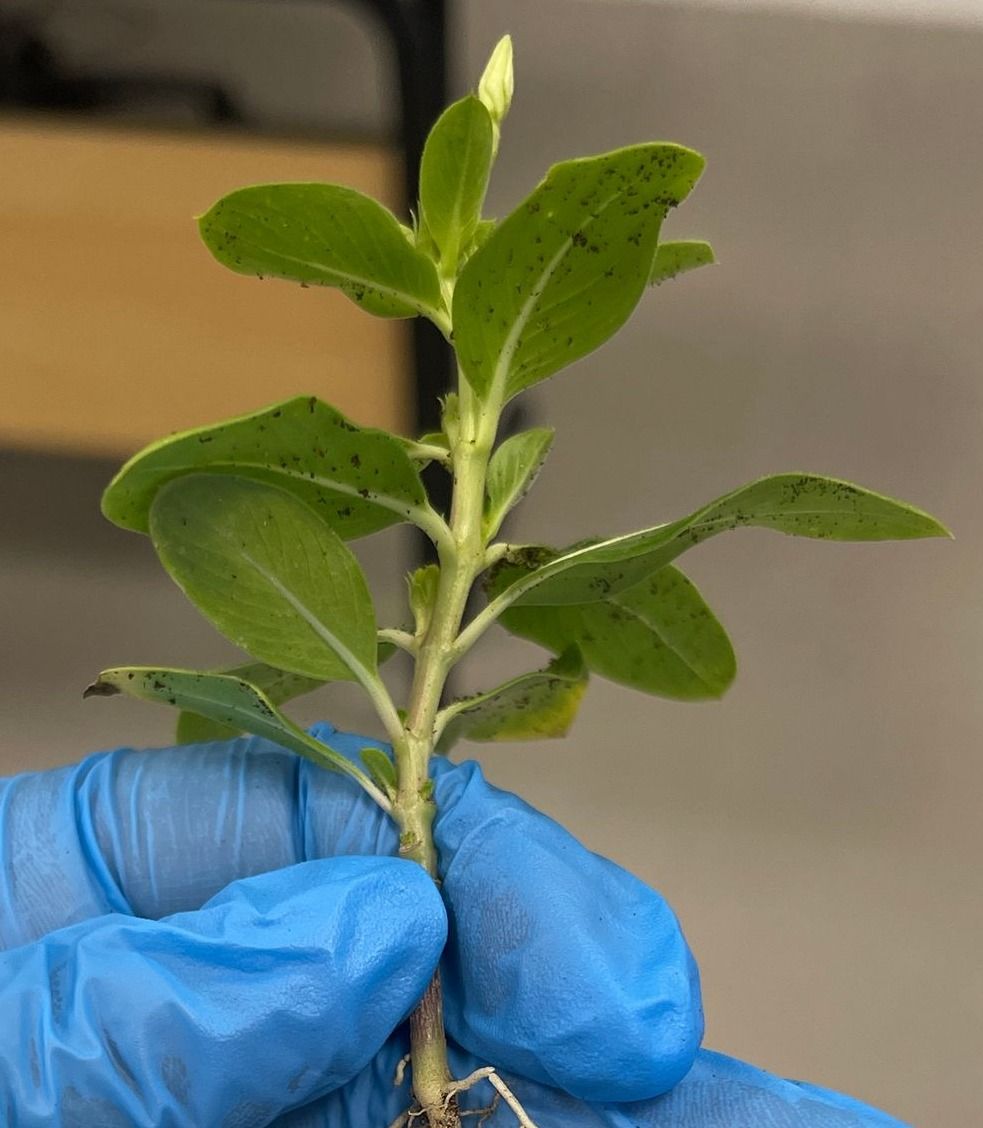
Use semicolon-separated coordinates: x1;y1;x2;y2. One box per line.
408;970;461;1127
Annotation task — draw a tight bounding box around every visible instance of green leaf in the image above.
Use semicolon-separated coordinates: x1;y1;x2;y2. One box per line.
408;563;440;638
174;661;322;744
198;182;444;321
436;647;588;753
420;95;494;274
650;240;715;285
483;427;554;539
488;474;950;608
176;641;397;745
500;565;735;700
84;667;373;784
102;396;431;540
453;142;705;403
360;745;397;797
175;710;239;745
150;474;378;681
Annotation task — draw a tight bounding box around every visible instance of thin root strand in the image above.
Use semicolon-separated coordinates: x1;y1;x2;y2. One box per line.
444;1066;539;1128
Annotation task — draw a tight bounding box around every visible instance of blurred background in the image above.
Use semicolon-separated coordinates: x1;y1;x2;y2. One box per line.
1;1;981;1123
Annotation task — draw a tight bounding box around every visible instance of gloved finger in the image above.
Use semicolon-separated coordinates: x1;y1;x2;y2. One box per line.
432;759;702;1103
0;725;396;946
0;855;445;1128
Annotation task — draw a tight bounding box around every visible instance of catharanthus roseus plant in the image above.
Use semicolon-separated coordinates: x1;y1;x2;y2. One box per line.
85;35;948;1128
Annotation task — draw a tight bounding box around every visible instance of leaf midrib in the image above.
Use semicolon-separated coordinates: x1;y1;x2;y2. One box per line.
237;241;440;318
240;550;374;684
489;189;623;400
605;589;722;691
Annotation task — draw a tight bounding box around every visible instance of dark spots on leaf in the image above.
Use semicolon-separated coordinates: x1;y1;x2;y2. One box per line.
197;435;214;444
350;453;361;468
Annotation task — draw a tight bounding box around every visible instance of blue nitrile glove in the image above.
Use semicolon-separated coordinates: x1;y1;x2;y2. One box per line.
0;724;909;1127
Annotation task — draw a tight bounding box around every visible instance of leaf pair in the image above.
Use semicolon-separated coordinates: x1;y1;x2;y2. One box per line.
97;469;396;751
487;473;949;701
197;42;713;405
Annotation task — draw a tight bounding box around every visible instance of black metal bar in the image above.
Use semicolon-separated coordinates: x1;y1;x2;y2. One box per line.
348;0;453;533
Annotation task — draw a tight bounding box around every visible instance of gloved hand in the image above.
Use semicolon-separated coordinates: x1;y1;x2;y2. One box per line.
0;723;910;1127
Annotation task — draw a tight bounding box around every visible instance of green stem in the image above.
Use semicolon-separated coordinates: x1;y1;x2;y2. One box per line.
391;370;500;1126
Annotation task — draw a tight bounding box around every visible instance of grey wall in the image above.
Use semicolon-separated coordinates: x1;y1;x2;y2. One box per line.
3;3;982;1125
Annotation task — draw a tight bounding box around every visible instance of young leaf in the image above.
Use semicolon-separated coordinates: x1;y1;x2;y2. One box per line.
453;142;705;404
360;745;397;797
175;661;322;744
85;667;385;800
420;95;494;275
500;565;735;700
150;474;378;682
440;392;461;448
650;240;715;286
416;432;451;452
483;427;555;539
435;647;588;754
408;563;440;638
488;474;950;609
198;183;444;323
102;396;433;541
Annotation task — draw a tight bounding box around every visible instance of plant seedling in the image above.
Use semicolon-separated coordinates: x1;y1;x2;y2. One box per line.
86;35;948;1128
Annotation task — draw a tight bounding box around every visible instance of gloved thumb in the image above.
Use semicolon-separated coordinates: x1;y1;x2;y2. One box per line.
0;855;445;1127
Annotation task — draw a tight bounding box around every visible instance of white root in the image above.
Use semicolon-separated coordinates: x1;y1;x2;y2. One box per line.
444;1066;539;1128
393;1053;412;1088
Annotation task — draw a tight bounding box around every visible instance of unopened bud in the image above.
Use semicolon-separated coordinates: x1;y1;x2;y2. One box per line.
478;35;514;128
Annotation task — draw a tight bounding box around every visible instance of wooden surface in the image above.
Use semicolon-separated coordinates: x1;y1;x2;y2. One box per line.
0;117;410;456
